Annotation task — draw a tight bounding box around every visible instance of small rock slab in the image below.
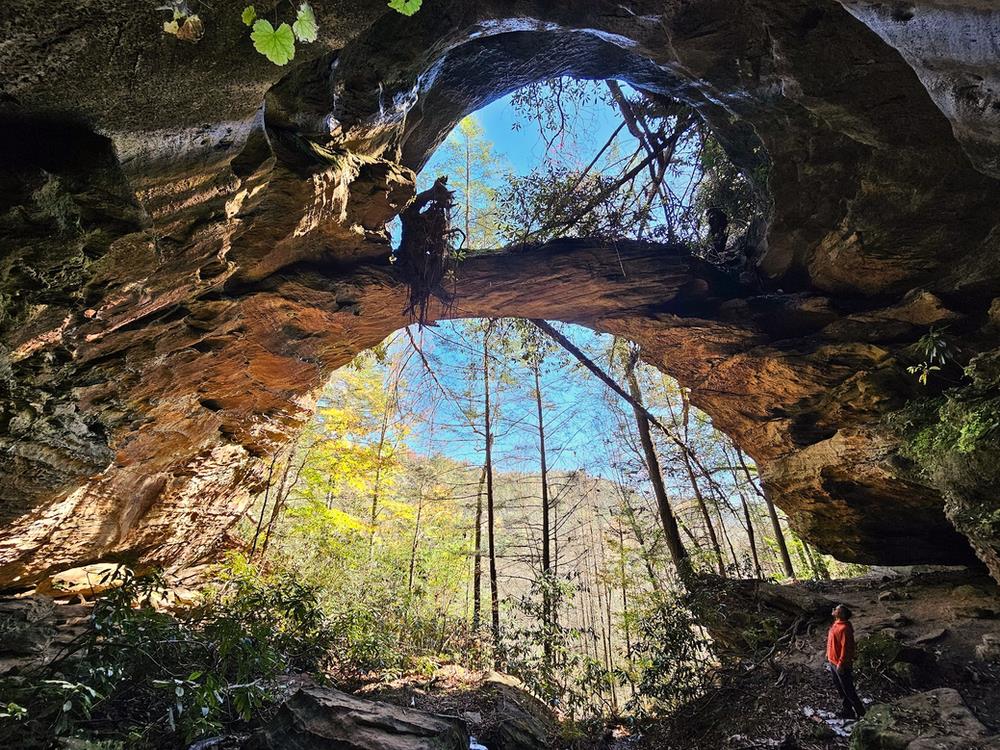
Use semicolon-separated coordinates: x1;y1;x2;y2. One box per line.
911;628;947;645
850;688;1000;750
35;563;126;598
244;687;468;750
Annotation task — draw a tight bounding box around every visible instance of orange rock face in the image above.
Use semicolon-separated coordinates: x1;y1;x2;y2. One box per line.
1;0;999;586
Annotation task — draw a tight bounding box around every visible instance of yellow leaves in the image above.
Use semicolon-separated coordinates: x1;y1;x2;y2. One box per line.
380;498;416;521
286;502;370;536
324;507;369;533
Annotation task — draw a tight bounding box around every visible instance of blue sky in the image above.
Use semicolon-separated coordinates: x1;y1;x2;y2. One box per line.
397;320;624;478
401;81;639;475
390;80;720;485
471;87;628;176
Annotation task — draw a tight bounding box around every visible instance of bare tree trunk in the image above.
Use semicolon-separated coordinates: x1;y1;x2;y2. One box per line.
714;498;741;571
619;489;663;592
803;541;830;581
369;370;401;555
624;365;690;581
408;487;425;594
589;509;618;713
678;390;726;576
249;449;283;559
680;451;726;576
736;447;795;578
739;494;763;578
533;364;553;667
794;537;811;579
472;465;486;630
586;510;611;710
483;323;501;665
616;519;632;658
258;448;312;560
725;446;763;578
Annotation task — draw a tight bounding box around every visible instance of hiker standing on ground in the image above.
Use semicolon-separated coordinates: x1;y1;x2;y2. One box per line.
827;603;866;719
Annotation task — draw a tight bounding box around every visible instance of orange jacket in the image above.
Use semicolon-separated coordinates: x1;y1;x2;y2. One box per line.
827;620;856;668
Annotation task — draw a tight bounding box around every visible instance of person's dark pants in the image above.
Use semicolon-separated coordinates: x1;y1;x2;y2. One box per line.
828;661;865;719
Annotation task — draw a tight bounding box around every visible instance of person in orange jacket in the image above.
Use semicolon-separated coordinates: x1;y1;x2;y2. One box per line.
827;604;866;719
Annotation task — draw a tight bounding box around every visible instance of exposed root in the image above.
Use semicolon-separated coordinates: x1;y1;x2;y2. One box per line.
396;176;462;325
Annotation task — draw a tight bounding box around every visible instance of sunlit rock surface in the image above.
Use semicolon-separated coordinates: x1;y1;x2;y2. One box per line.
244;687;469;750
1;0;999;585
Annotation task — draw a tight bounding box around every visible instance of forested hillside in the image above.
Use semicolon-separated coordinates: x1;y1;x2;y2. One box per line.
244;320;865;714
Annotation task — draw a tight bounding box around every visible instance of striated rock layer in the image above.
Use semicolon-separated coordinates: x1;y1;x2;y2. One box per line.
0;0;999;586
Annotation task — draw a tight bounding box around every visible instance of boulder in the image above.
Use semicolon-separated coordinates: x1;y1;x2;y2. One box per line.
910;628;947;645
475;673;550;750
0;596;91;675
244;687;468;750
35;564;127;598
850;688;1000;750
356;667;553;750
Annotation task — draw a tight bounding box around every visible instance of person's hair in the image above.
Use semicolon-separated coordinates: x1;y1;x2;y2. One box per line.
834;604;853;620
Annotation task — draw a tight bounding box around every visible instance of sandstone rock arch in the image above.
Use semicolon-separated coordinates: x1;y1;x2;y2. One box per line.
2;0;999;587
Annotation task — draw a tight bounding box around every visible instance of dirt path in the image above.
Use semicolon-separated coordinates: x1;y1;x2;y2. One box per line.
634;569;1000;750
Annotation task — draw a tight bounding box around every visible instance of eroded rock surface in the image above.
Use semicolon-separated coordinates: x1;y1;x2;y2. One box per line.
1;0;999;585
244;687;468;750
851;688;1000;750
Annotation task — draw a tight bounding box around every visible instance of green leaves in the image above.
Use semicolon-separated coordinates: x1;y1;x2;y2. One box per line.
246;3;319;66
388;0;422;16
251;20;296;66
293;3;318;43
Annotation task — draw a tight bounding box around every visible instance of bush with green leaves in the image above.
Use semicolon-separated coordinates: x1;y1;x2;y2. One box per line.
499;574;618;717
0;559;333;748
627;591;715;715
888;350;1000;572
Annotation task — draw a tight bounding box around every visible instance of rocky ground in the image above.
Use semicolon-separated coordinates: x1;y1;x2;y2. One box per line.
254;569;1000;750
629;568;1000;750
1;568;997;749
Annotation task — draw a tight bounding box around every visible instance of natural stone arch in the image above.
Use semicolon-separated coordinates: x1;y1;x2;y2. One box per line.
2;0;999;587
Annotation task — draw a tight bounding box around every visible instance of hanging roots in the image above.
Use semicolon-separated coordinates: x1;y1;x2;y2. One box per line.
396;176;462;325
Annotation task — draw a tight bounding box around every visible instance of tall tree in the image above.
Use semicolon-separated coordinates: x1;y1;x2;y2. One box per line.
668;387;727;576
736;446;795;578
472;465;486;630
622;353;690;582
425;115;504;251
482;320;501;663
510;320;558;663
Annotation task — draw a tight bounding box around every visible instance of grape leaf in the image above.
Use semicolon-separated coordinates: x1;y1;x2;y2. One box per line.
387;0;422;16
292;2;318;42
251;20;296;65
241;6;256;26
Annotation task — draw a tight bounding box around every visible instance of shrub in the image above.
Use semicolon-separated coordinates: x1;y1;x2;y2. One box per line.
627;591;715;715
855;632;902;685
0;558;333;748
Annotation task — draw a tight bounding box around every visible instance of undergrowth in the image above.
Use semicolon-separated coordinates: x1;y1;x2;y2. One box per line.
887;350;1000;569
0;557;333;748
